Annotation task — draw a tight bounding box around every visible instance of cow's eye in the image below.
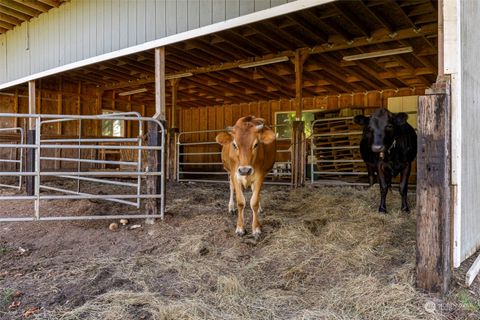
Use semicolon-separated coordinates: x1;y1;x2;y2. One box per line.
232;142;238;150
253;142;259;149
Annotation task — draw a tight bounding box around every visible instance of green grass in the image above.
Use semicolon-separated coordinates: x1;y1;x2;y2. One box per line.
0;288;15;311
456;289;480;313
0;246;12;256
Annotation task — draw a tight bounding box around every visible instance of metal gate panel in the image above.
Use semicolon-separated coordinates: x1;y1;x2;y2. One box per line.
177;125;292;185
0;113;165;222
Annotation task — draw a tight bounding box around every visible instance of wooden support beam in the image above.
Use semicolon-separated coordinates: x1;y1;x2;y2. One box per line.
28;80;35;129
168;79;180;181
0;12;21;25
416;92;451;294
146;121;163;222
0;1;40;17
170;79;179;129
26;80;36;196
0;4;32;20
111;90;115;110
154;47;166;120
294;50;308;119
102;23;438;91
37;0;60;7
55;81;62;170
26;129;35;196
13;89;18;127
291;121;306;188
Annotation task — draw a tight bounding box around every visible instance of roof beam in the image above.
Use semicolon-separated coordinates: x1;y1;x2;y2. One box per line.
0;4;31;20
103;23;437;91
0;11;21;25
256;68;295;97
332;2;369;37
0;20;14;30
37;0;61;7
0;1;40;17
12;0;49;13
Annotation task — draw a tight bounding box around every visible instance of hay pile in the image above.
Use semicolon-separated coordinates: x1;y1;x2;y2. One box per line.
34;185;458;319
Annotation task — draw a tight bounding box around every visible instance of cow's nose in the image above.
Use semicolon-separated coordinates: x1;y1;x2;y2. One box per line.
371;144;384;153
238;166;253;176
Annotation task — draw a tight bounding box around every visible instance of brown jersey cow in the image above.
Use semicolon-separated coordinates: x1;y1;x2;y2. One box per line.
216;116;276;239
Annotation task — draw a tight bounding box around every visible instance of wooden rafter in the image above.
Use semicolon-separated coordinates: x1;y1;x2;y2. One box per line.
2;1;439;109
0;1;40;17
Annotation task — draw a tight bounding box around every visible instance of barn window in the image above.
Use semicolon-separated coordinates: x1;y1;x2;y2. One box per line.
275;111;318;139
101;110;125;137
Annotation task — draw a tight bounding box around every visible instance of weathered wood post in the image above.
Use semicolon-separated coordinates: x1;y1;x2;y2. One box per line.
168;78;179;181
168;128;179;181
290;50;308;188
291;121;306;187
146;46;166;222
145;121;163;221
416;85;451;294
26;80;36;196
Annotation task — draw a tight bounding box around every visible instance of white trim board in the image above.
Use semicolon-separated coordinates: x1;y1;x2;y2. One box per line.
0;0;334;91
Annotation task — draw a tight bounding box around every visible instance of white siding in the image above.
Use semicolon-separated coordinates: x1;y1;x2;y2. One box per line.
459;0;480;263
0;0;310;85
0;34;6;83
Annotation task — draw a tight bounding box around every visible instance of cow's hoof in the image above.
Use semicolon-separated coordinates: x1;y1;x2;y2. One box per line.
252;228;261;240
235;227;245;237
378;207;387;214
401;207;410;213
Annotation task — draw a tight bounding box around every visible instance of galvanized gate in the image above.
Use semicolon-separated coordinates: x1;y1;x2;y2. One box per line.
309;115;417;186
0;127;24;190
309;116;367;185
176;125;292;184
0;113;165;222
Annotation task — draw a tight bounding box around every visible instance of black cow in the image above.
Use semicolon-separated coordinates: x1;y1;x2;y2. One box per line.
354;108;417;213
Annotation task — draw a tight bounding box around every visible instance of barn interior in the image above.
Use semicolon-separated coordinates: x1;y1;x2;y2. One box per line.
0;0;438;185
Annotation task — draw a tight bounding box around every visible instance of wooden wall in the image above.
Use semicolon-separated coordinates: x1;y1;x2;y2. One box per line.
178;88;426;133
176;88;426;172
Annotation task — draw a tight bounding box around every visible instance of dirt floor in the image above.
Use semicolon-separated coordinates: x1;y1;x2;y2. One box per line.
0;181;479;319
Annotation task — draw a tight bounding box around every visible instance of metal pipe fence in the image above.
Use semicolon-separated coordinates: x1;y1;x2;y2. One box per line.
0;113;165;222
309;117;368;186
0;127;24;190
309;115;417;186
176;125;292;185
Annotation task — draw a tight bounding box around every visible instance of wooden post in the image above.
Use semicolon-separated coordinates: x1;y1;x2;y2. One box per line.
154;47;166;120
294;51;304;120
168;79;179;181
13;89;19;128
127;95;132;137
291;121;306;188
416;93;451;294
291;50;308;187
94;89;103;168
26;80;36;195
55;81;63;170
145;121;163;222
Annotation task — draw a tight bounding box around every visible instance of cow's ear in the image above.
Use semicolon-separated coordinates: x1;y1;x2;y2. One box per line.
260;129;275;145
393;112;408;125
353;115;370;126
216;132;233;145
